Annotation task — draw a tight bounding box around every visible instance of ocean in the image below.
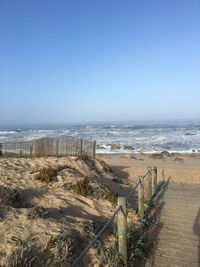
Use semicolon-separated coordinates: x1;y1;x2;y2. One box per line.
0;120;200;154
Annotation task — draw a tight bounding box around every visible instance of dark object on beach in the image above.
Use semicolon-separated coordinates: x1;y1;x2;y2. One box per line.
149;153;165;160
111;144;121;150
28;205;48;219
36;167;57;183
160;151;171;157
174;157;184;162
121;154;139;160
170;152;181;157
0;186;21;207
150;151;171;160
124;145;134;151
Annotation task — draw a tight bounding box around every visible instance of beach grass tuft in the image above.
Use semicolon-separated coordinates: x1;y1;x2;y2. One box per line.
36;167;57;183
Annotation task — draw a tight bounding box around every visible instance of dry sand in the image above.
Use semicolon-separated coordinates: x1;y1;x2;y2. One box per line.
0;152;199;266
0;155;137;266
98;152;200;185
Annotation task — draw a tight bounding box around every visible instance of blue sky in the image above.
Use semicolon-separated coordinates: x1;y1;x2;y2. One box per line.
0;0;199;125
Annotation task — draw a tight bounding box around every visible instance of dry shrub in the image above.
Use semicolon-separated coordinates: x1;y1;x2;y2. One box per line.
99;160;113;173
66;177;117;204
7;232;83;267
0;186;21;207
7;234;48;267
67;177;90;197
76;153;96;171
45;234;74;266
112;177;123;184
102;238;125;267
36;167;57;183
7;246;45;267
28;205;48;219
127;228;150;266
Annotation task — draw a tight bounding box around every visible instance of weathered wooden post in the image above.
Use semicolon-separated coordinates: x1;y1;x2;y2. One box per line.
117;196;127;265
138;176;144;219
0;143;2;156
56;139;59;156
152;166;158;194
30;145;33;157
80;139;83;156
162;169;165;180
146;167;152;200
93;141;96;159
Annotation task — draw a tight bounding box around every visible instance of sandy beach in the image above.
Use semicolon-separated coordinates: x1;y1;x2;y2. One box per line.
0;152;199;266
99;152;200;185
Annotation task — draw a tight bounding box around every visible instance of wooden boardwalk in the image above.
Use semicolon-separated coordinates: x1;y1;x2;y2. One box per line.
147;182;200;267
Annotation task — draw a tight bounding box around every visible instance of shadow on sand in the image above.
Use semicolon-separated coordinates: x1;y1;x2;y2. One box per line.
193;207;200;267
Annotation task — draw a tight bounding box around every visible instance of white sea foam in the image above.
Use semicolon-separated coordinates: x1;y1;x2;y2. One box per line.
0;121;200;153
0;131;16;135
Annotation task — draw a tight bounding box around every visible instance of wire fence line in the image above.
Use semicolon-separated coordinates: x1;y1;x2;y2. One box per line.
0;137;96;158
70;167;159;267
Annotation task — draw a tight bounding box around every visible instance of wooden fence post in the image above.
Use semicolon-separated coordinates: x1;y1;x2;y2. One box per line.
80;139;83;156
0;143;2;156
93;141;96;159
30;146;33;157
138;176;144;219
146;167;152;200
152;166;158;194
117;196;127;265
162;169;165;180
56;139;59;156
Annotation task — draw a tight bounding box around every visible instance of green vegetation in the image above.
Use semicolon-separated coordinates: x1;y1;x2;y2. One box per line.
36;167;57;183
128;228;150;265
66;177;117;204
105;191;117;204
68;177;90;197
7;233;81;267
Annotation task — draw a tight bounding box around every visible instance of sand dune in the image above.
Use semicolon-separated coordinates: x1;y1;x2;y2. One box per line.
0;153;199;266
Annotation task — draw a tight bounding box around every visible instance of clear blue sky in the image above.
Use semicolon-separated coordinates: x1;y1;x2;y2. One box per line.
0;0;199;125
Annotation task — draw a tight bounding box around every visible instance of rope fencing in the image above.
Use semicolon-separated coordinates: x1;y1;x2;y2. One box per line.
70;166;161;267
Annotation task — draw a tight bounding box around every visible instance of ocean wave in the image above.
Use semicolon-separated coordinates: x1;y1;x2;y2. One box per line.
1;121;200;153
122;125;146;130
0;130;17;135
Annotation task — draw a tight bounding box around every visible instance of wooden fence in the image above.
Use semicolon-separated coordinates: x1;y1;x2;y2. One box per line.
70;166;170;267
0;137;96;158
